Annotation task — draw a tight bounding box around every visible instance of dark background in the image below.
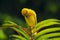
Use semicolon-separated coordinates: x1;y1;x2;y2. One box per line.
0;0;60;21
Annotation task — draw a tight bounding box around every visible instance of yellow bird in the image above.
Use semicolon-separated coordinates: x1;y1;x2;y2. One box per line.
21;8;37;29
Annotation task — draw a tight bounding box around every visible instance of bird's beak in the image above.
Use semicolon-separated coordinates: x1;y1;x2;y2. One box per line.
25;13;29;17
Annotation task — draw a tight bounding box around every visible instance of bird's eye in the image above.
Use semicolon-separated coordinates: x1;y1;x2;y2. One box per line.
23;10;27;14
22;10;29;17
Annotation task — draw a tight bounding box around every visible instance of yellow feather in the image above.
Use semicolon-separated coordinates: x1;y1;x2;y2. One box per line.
21;8;37;29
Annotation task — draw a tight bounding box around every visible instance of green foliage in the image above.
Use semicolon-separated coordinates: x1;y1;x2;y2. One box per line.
12;35;27;40
11;27;30;40
36;33;60;40
0;28;7;40
35;27;60;39
1;18;60;40
32;19;60;33
34;19;60;40
0;13;60;40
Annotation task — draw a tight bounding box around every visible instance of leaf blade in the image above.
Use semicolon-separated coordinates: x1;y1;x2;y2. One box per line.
12;35;27;40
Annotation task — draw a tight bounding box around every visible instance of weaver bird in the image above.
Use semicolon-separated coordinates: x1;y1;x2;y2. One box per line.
21;8;37;29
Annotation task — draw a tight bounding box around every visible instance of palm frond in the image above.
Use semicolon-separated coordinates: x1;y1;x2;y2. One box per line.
35;27;60;38
36;33;60;40
11;27;30;40
32;19;60;33
12;35;27;40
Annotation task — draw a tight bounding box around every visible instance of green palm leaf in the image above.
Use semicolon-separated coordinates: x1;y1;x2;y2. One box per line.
35;27;60;38
12;35;27;40
32;19;60;33
36;33;60;40
35;19;60;28
49;38;60;40
11;27;30;40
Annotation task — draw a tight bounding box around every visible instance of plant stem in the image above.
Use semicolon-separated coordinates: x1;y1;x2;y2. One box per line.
28;27;35;40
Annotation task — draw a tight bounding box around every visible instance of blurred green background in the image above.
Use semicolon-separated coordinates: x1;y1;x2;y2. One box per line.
0;0;60;40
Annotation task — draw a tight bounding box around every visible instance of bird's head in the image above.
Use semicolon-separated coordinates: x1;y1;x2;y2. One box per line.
21;8;34;17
